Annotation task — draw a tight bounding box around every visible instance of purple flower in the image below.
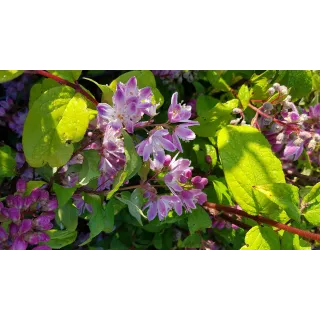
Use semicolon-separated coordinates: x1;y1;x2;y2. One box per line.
19;219;33;234
11;236;28;250
164;154;193;192
283;139;304;161
16;179;27;194
308;104;320;121
6;195;24;209
8;208;21;222
33;216;53;231
43;198;58;211
72;194;93;215
191;176;208;189
97;77;155;133
167;93;199;152
136;129;176;168
0;225;8;242
179;189;207;212
99;125;125;178
144;195;182;221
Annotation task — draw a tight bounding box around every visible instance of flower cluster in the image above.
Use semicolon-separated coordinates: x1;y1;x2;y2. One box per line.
0;180;57;250
152;70;199;90
250;83;320;166
0;74;32;136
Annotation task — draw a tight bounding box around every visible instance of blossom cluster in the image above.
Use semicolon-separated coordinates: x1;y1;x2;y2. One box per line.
94;76;208;221
249;83;320;166
0;180;57;250
152;70;199;90
0;74;32;136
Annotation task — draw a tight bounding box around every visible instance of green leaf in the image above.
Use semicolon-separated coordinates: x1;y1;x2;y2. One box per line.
24;180;47;195
0;70;24;83
0;145;16;177
78;150;101;185
183;234;202;248
116;191;146;225
122;130;142;179
153;233;163;249
251;78;269;100
188;206;212;233
238;84;250;110
106;170;127;200
48;70;82;83
206;71;231;92
56;199;78;231
281;231;311;250
29;78;60;108
110;70;164;107
85;194;104;240
302;182;320;206
276;70;312;100
210;177;234;205
241;226;280;250
193;99;238;137
45;229;77;249
218;125;285;215
103;197;126;232
53;183;76;207
83;77;114;105
304;204;320;226
196;95;220;118
23;86;90;168
191;139;217;171
253;183;300;222
138;161;150;183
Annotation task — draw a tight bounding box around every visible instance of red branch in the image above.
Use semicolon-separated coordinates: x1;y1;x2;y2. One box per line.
28;70;99;106
203;202;320;242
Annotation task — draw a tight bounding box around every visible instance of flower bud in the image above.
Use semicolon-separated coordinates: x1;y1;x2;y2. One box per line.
23;196;33;210
8;208;21;222
263;102;273;111
33;216;52;231
39;190;49;203
11;236;28;250
273;83;280;91
307;139;317;151
184;169;193;179
9;223;19;237
163;155;172;166
205;155;212;164
43;198;58;211
267;87;275;95
38;232;50;242
24;232;40;245
0;225;8;242
232;108;242;114
41;211;56;220
191;176;208;189
19;219;33;234
279;86;288;95
230;119;241;125
16;179;27;194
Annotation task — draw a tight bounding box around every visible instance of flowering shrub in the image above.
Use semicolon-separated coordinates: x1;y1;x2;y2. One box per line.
0;70;320;250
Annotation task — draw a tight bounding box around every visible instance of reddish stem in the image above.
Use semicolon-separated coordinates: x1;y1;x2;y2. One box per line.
28;70;99;106
203;202;320;242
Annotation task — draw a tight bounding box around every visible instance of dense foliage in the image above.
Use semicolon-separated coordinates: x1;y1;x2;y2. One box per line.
0;70;319;250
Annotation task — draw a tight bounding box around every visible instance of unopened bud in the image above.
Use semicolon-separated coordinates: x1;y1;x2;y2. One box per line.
263;102;273;111
230;118;241;125
19;219;33;235
163;155;172;166
0;225;8;242
268;87;275;95
279;86;288;95
16;179;27;194
232;108;242;114
205;155;212;164
273;83;281;91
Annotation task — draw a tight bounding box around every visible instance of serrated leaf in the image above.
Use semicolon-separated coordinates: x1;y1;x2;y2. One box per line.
0;70;24;83
0;145;16;177
193;99;238;137
24;180;47;195
56;199;78;231
78;150;100;185
53;183;77;207
23;86;90;168
253;183;300;222
276;70;312;100
241;226;280;250
218;125;285;215
48;70;82;83
238;84;250;109
110;70;164;107
45;229;77;249
183;234;202;248
188;206;212;233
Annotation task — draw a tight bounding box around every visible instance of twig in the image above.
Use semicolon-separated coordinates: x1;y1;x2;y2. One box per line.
203;202;320;242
